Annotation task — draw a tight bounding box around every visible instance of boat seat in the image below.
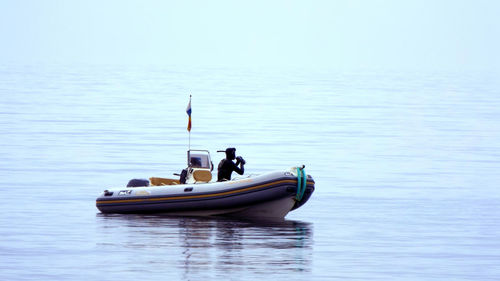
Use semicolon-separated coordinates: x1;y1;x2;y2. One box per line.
149;177;180;186
193;170;212;183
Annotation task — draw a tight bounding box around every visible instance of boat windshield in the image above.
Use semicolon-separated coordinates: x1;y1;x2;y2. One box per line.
189;153;211;169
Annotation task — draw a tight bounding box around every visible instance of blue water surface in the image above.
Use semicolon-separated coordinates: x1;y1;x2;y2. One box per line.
1;65;499;280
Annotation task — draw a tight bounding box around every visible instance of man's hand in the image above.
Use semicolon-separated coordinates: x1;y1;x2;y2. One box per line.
236;156;246;165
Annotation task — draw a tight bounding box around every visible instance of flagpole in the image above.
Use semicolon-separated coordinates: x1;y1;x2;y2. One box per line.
187;95;192;152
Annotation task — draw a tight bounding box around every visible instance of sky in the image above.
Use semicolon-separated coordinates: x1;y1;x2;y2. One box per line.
0;0;499;71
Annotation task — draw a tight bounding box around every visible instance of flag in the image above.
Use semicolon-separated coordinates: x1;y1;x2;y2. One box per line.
186;96;192;132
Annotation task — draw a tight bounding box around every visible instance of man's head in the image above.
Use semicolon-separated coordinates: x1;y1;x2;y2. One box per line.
225;147;236;160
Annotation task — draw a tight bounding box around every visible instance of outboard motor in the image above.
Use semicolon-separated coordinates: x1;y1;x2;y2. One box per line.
179;169;188;184
126;179;150;187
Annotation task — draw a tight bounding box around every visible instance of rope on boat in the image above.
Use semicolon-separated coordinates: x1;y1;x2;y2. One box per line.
295;167;307;201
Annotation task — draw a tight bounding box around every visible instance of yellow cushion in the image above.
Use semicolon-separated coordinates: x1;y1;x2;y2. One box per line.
150;177;180;186
193;170;212;182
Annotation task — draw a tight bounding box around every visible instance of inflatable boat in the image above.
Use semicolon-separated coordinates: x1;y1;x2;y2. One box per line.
96;150;315;219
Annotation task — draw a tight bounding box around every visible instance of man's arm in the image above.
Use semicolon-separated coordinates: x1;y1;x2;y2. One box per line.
231;161;244;175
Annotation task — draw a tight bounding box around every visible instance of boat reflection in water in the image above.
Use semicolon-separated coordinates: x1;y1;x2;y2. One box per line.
96;214;313;279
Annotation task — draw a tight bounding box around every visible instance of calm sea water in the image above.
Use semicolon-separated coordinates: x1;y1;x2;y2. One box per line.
1;65;499;280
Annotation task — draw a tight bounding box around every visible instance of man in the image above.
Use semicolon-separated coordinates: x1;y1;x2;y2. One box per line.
217;147;245;181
